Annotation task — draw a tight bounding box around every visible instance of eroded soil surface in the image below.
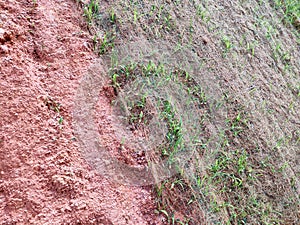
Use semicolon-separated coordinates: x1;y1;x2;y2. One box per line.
1;0;300;224
0;0;162;224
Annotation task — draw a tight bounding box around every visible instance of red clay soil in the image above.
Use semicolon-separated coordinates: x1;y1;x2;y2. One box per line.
0;0;163;224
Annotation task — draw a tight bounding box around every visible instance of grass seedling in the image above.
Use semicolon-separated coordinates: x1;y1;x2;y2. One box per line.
58;116;63;125
237;154;247;174
99;33;115;54
274;0;300;29
112;73;119;88
246;40;258;56
196;4;210;23
226;112;249;137
164;13;173;30
222;36;233;56
83;0;99;24
110;8;116;24
133;8;138;23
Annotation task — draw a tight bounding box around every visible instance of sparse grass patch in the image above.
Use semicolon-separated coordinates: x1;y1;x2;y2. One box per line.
196;4;210;23
83;0;99;24
108;61;211;223
273;0;300;30
222;36;233;52
79;0;300;224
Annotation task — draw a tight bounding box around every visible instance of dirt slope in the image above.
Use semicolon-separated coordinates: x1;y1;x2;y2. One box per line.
80;0;300;224
1;0;300;224
0;0;162;224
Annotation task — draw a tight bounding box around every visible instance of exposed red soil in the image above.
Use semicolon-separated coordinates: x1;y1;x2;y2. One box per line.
0;0;162;224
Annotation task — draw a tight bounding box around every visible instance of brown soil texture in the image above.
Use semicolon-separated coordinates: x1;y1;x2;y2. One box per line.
0;0;163;224
82;0;300;223
1;0;300;224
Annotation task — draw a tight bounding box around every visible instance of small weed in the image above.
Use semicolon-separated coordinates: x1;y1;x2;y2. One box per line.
222;36;233;55
196;4;210;23
83;0;99;24
246;40;259;56
112;73;119;88
164;13;173;30
128;96;150;127
110;8;116;24
99;32;115;55
210;153;230;174
278;162;289;172
133;8;138;23
44;96;61;113
58;116;63;125
273;0;300;30
225;112;248;137
158;100;183;158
